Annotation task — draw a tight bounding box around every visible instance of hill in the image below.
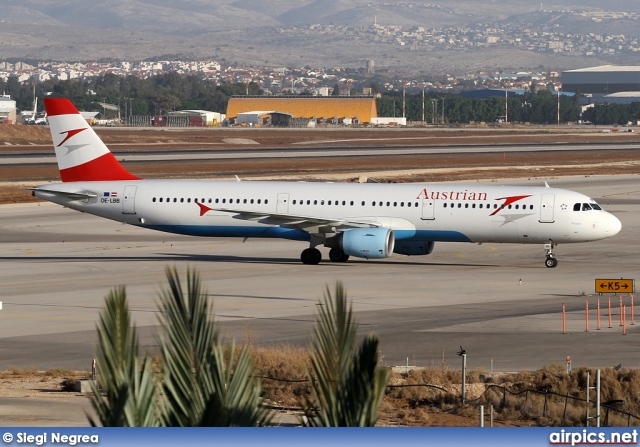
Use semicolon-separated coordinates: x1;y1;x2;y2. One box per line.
1;0;638;74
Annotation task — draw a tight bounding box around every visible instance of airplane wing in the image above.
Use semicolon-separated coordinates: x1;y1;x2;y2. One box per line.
27;188;98;200
212;208;381;233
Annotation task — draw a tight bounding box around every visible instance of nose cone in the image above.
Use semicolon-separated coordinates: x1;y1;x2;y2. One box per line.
607;213;622;237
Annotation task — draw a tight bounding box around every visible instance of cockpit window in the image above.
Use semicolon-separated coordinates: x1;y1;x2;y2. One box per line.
574;202;602;211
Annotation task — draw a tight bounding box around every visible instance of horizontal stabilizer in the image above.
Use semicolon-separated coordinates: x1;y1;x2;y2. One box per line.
27;187;98;200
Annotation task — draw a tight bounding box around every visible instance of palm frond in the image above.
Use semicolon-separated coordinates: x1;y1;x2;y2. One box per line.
158;266;269;426
88;287;160;427
304;282;389;427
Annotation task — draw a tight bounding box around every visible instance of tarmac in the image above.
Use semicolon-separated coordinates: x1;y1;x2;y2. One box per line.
1;174;639;426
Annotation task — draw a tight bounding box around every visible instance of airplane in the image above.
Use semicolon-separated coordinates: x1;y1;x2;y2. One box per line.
31;98;622;268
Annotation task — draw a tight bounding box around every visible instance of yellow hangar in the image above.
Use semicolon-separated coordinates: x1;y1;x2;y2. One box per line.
226;96;378;126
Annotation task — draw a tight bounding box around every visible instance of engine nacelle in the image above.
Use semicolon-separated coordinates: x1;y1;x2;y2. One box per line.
339;228;395;259
393;240;435;256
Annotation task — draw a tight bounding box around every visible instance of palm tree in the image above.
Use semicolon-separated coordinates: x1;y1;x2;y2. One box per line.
158;267;269;426
88;268;269;426
88;287;160;427
304;283;389;426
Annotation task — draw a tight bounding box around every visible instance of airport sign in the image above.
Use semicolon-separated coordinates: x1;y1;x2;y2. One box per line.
595;279;635;293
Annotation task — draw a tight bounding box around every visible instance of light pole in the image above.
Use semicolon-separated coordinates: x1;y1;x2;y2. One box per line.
557;87;561;125
422;87;425;124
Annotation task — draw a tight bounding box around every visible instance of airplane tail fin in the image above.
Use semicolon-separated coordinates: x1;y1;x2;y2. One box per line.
43;98;140;182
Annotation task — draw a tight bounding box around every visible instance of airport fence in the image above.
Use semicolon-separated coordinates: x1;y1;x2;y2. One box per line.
256;372;640;427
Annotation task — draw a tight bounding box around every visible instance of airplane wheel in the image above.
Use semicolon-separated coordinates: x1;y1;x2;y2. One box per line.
545;257;558;268
301;248;322;265
329;248;350;263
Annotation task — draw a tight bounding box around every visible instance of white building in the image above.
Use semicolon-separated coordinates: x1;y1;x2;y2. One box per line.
0;95;17;123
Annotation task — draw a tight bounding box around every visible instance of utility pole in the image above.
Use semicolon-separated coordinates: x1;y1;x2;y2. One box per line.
421;87;425;124
402;83;406;119
505;89;508;124
557;87;561;125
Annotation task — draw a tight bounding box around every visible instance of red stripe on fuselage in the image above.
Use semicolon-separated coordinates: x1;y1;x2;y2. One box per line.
59;153;140;182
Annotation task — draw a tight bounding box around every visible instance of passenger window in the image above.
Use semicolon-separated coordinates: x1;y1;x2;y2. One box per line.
215;198;219;203
458;203;462;208
465;203;469;208
321;200;325;205
314;200;318;205
265;199;268;204
444;203;447;208
472;204;476;208
250;199;254;204
159;198;163;202
243;199;247;204
350;201;354;206
530;205;533;210
372;201;376;206
393;202;397;207
152;198;156;202
258;199;261;204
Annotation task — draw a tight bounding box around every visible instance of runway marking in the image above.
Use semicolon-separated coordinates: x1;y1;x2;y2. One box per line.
0;313;90;321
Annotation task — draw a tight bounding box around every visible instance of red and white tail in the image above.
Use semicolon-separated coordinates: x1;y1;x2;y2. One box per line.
44;98;140;182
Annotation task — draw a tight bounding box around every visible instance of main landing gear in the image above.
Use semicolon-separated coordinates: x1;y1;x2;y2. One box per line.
301;248;322;265
300;238;350;265
329;248;350;263
300;247;350;264
544;241;558;268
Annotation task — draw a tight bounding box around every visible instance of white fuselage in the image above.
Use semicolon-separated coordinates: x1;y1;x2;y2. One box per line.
34;179;621;246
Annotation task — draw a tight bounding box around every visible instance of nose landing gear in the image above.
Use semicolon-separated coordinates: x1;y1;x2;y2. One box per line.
544;241;558;268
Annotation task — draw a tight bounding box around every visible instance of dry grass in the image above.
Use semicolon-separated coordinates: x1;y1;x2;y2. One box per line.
4;350;639;426
245;346;640;426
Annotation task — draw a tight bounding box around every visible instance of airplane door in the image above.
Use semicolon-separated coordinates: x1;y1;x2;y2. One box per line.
421;198;435;220
539;193;555;223
122;185;137;214
276;193;289;214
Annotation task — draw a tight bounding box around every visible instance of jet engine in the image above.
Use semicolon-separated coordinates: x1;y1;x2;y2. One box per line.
393;240;435;256
338;228;395;259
